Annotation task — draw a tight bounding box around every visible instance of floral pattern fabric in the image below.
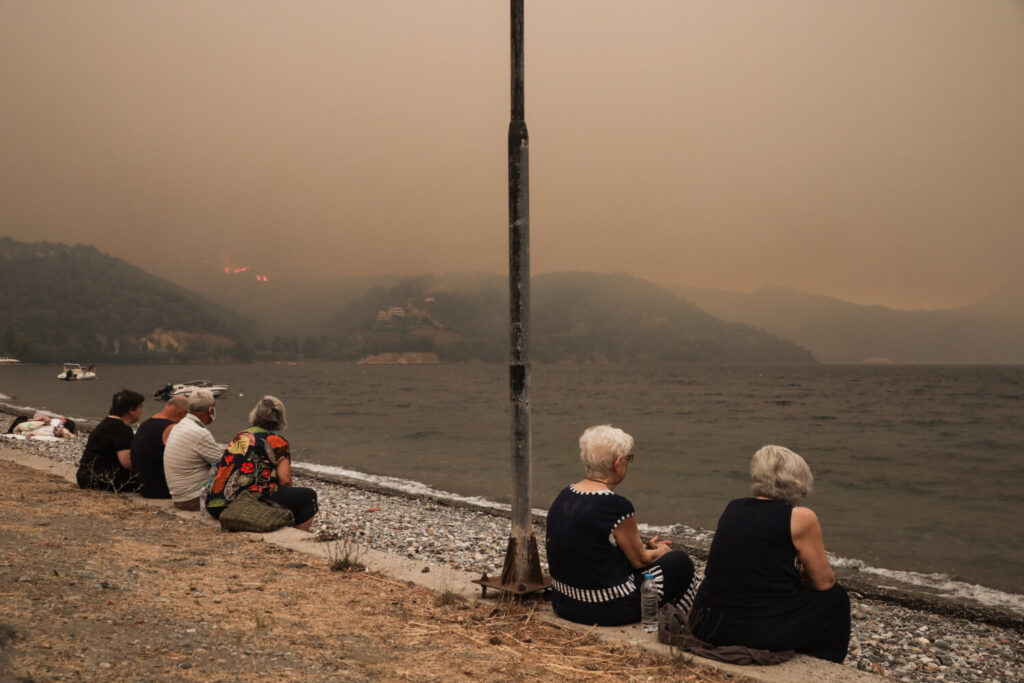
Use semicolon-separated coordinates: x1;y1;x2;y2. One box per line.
205;427;290;514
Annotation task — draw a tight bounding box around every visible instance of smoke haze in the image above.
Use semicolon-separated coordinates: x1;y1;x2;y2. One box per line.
2;1;1022;309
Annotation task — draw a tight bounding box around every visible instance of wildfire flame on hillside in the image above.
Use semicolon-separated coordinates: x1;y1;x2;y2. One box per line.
221;257;269;282
222;257;250;274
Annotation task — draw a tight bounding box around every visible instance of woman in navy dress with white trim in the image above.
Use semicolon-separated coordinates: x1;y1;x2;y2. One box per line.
546;424;698;626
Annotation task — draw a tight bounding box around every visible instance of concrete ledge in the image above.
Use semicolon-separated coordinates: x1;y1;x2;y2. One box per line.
1;446;879;682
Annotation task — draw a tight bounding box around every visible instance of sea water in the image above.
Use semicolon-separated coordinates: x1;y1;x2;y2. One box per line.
3;361;1022;611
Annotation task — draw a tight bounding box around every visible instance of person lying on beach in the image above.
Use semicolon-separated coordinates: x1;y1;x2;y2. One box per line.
688;445;851;663
204;396;319;532
163;390;224;510
130;396;188;499
75;389;145;492
545;424;698;626
7;412;77;439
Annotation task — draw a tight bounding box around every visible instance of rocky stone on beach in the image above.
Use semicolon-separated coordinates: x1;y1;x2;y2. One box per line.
2;411;1023;683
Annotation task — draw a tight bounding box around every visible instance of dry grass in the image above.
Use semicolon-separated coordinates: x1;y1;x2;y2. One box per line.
0;460;740;682
322;528;366;572
399;599;714;682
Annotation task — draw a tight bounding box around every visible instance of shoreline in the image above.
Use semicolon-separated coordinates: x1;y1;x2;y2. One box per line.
6;393;1023;621
3;402;1022;628
2;409;1023;681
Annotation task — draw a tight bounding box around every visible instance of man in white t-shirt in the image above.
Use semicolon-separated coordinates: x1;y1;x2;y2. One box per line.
163;389;223;510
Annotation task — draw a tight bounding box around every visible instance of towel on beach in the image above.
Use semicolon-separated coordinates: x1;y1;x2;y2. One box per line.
658;602;795;666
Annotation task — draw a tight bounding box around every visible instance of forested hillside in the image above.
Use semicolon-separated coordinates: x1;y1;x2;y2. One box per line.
318;272;816;363
0;237;815;364
0;238;250;362
193;271;400;337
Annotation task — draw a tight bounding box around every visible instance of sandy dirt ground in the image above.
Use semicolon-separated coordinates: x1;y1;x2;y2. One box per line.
0;462;736;682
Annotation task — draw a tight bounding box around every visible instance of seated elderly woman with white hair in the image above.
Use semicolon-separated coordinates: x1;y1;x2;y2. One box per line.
545;425;698;626
204;396;319;531
688;445;851;663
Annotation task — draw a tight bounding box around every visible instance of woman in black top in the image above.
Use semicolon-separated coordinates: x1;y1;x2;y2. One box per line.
76;389;145;492
689;445;850;662
546;424;697;626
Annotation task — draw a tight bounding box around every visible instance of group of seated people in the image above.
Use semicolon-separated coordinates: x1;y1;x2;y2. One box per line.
75;389;318;531
547;424;850;663
74;398;847;663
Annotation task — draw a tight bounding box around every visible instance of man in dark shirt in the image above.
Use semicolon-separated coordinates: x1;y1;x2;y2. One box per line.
76;389;146;492
130;396;188;498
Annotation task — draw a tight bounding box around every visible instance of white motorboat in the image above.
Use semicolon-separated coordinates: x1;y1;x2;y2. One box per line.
0;357;21;365
154;379;229;400
57;363;97;381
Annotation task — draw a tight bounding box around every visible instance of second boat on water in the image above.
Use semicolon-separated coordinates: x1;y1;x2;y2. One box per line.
154;379;229;400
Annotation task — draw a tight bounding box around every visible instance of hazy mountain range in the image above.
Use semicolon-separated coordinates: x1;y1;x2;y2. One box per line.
2;237;1022;364
674;284;1024;364
0;238;811;364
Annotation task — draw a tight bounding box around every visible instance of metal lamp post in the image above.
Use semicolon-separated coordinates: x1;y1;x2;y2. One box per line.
474;0;549;598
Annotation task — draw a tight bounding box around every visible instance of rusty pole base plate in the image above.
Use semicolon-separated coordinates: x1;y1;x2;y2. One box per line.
472;572;551;599
472;533;551;598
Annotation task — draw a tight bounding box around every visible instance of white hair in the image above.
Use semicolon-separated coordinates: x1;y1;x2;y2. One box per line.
579;424;633;477
249;395;288;431
187;389;215;413
750;445;814;506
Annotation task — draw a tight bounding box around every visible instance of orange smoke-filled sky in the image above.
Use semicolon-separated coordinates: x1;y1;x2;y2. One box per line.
2;1;1023;309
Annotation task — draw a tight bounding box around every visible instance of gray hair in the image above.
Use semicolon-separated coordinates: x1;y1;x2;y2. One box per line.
750;445;814;506
249;395;288;431
579;424;633;477
187;389;216;413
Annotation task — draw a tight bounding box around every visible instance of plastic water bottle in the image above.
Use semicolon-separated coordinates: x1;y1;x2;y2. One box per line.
641;573;658;633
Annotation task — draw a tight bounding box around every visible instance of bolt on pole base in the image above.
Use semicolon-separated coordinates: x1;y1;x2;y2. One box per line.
472;533;550;598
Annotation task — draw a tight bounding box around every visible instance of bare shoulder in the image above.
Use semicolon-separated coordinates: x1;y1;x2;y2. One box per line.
790;506;821;534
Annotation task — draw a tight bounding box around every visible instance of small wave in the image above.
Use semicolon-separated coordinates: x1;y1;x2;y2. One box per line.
1;401;38;414
294;462;549;519
639;521;715;544
1;401;93;427
909;419;953;427
399;430;442;440
831;556;1024;616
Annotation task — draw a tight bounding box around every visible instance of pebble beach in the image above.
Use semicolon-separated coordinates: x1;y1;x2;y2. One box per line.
2;412;1022;682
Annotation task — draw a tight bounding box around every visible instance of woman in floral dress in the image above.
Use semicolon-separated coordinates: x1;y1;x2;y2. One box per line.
205;396;318;531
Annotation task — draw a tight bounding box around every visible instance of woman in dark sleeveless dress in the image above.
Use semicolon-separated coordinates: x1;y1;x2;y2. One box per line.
546;424;698;626
689;445;850;662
